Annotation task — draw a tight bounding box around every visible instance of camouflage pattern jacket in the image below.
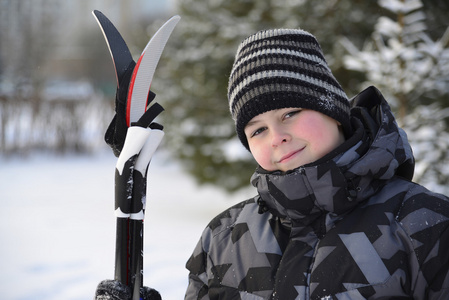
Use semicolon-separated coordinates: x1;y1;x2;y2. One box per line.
185;86;449;300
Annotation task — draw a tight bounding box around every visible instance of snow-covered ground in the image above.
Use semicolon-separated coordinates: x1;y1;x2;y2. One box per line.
0;151;253;300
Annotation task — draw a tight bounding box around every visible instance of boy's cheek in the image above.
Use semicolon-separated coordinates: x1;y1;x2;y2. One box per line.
252;148;273;170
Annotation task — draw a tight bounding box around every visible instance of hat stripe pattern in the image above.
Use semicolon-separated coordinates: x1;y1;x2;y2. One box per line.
231;47;332;78
230;70;349;116
227;29;351;150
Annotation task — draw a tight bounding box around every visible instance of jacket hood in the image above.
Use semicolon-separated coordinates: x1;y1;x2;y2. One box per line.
251;86;415;228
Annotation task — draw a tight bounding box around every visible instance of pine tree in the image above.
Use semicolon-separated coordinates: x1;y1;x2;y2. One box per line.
341;0;449;194
151;0;384;191
403;105;449;194
342;0;449;122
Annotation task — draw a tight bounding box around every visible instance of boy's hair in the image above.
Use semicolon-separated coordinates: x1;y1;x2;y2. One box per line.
228;28;351;150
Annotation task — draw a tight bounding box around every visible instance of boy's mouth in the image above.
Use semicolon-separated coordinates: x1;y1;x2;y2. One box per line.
278;147;305;163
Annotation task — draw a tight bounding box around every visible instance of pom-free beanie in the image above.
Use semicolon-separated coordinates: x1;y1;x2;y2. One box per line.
228;28;351;150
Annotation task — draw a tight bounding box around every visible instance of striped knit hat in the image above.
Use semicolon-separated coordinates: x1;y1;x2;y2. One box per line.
228;29;351;150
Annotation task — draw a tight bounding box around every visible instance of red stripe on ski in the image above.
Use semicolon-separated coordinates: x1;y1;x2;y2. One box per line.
126;55;144;127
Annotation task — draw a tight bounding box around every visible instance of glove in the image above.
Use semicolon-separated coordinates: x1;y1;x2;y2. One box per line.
95;279;161;300
141;285;162;300
104;60;157;157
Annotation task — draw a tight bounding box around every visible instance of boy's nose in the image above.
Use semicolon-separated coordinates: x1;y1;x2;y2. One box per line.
271;128;290;147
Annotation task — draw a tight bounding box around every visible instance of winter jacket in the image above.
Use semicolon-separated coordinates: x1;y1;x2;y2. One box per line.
185;86;449;300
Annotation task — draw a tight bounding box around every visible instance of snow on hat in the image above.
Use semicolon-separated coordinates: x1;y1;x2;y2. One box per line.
228;28;351;150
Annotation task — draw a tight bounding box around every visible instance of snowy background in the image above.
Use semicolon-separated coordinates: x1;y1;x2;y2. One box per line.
1;1;448;299
0;150;253;299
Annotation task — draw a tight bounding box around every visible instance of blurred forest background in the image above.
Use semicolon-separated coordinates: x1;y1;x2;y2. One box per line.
1;0;448;194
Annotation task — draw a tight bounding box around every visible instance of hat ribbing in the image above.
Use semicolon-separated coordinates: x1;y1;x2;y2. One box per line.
228;29;351;150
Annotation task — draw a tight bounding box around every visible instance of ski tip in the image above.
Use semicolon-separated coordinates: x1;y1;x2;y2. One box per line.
92;10;101;18
168;15;181;26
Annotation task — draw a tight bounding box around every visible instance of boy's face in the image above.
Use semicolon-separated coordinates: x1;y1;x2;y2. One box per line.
244;108;345;172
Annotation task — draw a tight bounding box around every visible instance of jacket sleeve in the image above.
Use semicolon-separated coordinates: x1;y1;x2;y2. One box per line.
185;236;210;300
398;185;449;299
184;200;250;300
426;219;449;299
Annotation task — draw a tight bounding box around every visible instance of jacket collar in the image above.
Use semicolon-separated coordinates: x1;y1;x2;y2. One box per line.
250;86;414;229
251;123;367;226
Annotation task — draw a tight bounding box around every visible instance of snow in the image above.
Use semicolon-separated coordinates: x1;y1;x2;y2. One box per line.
378;0;422;14
0;151;254;299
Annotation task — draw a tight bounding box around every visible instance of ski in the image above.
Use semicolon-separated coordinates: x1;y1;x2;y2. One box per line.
92;10;133;88
114;127;164;297
93;10;179;299
126;15;180;127
129;130;164;298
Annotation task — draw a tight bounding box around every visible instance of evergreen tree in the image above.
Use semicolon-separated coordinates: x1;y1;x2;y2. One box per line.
341;0;449;194
342;0;449;121
403;105;449;194
152;0;383;192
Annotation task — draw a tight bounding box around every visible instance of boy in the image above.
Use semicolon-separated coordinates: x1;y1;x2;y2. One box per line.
184;29;449;299
96;29;449;300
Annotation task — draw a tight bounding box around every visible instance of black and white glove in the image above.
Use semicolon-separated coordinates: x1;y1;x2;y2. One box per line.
95;280;161;300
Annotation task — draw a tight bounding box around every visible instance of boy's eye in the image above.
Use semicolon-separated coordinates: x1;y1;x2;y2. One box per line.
251;127;266;137
284;109;301;120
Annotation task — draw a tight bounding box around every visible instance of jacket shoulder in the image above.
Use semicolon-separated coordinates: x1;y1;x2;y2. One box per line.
394;181;449;294
395;180;449;252
207;197;258;232
396;180;449;224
